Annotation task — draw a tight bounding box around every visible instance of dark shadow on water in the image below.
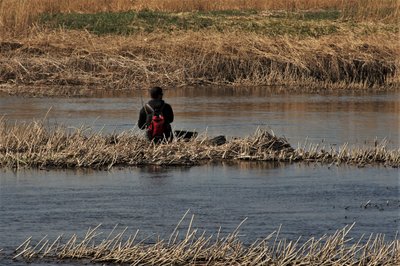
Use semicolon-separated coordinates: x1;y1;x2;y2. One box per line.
219;160;291;170
138;165;192;178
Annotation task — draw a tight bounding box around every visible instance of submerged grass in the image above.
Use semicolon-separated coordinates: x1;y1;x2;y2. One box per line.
13;216;400;265
0;120;398;169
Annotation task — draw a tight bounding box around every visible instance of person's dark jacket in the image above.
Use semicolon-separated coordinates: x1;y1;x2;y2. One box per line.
138;99;174;140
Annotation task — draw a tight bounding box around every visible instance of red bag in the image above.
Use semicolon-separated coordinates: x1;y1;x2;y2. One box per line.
145;104;166;139
148;113;165;138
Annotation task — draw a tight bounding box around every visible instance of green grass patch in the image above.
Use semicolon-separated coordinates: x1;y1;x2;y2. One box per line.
40;12;136;35
300;10;341;20
269;9;341;21
39;9;394;37
40;10;217;34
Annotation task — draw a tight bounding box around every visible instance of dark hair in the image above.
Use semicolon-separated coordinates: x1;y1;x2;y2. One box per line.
149;86;163;99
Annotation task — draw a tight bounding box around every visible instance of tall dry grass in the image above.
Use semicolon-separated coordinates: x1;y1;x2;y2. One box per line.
0;0;399;36
1;120;399;169
1;31;398;92
341;0;400;22
0;0;134;35
0;1;398;91
13;220;400;265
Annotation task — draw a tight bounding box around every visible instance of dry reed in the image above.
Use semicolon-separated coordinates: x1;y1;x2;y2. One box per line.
0;30;398;93
0;120;398;169
1;0;398;36
13;216;400;265
0;1;398;92
1;1;398;92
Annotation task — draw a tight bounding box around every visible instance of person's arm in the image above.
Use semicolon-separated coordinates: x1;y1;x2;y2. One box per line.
138;107;147;129
165;104;174;124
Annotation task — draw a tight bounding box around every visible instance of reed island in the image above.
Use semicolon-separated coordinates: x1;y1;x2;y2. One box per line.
1;121;399;169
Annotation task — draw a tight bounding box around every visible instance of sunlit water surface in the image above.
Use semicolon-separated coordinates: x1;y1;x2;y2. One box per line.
0;88;399;265
0;88;398;146
0;164;399;265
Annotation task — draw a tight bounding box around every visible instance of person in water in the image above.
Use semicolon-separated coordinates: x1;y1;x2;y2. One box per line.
138;86;174;142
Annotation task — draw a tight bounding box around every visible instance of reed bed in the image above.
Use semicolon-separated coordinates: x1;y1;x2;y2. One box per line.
1;0;398;36
13;217;400;265
0;1;398;92
0;120;398;169
0;30;398;94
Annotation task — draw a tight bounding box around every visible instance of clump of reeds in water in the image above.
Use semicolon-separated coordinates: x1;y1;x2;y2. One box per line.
0;120;398;169
13;215;400;265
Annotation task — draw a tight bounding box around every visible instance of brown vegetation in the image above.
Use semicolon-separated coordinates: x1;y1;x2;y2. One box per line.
1;0;398;36
13;218;400;265
0;30;398;94
0;1;398;92
0;120;398;169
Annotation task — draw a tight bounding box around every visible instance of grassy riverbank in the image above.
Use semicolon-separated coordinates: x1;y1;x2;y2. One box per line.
1;0;398;35
0;0;399;94
1;121;398;169
39;9;345;36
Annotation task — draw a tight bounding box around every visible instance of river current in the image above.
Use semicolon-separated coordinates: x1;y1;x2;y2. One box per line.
0;88;399;265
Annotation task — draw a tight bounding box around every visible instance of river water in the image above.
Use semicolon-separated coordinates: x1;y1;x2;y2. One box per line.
0;87;399;146
0;88;399;265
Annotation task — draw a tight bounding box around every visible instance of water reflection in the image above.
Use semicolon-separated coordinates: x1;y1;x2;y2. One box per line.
1;87;398;266
138;165;191;179
0;87;398;146
1;164;398;251
219;161;289;170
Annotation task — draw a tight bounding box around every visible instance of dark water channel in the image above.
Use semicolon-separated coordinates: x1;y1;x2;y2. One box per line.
0;88;399;265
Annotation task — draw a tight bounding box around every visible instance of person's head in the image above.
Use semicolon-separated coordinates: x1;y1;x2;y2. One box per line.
149;86;163;99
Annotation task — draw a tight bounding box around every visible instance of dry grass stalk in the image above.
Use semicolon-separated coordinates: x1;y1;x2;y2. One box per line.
1;0;398;36
0;120;398;169
13;217;400;265
0;30;398;92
